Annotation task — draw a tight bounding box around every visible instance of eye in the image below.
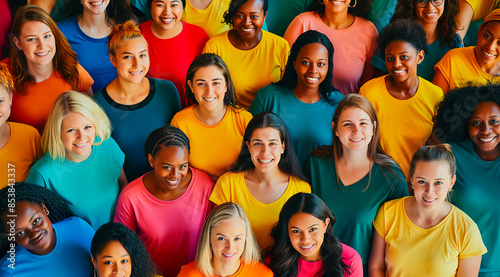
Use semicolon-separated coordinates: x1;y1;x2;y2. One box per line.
163;165;172;170
155;3;165;7
44;34;52;39
310;227;317;232
33;217;41;226
269;142;277;146
318;62;326;67
490;119;500;125
342;123;352;127
250;15;258;19
104;261;113;265
140;53;148;58
121;259;129;264
301;61;310;66
252;142;262;146
16;230;26;238
179;165;187;170
234;237;242;241
386;57;393;62
123;55;132;59
196;82;206;87
484;33;491;40
417;180;426;184
435;181;443;185
217;237;225;241
360;122;368;125
67;128;76;133
235;14;243;19
291;230;300;234
469;120;481;126
213;81;221;86
401;55;410;60
171;3;178;7
84;125;93;130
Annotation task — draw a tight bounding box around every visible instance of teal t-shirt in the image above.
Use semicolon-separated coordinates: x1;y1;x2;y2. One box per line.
266;0;313;37
26;138;125;230
450;140;500;276
248;84;344;167
367;0;397;34
304;155;408;274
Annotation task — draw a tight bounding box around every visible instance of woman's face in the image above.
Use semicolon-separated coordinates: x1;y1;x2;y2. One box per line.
411;160;455;209
13;20;56;70
475;21;500;70
61;112;96;163
1;201;55;256
288;212;329;262
210;216;246;269
385;40;424;84
111;38;149;84
232;0;266;41
414;0;445;26
335;107;374;153
148;145;191;192
92;241;132;277
246;127;285;173
293;43;329;91
468;101;500;160
80;0;110;16
187;65;227;112
150;0;183;34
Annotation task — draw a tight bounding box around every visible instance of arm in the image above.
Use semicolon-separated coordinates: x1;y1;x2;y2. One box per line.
118;168;128;191
456;0;474;40
432;68;450;94
29;0;57;14
456;256;481;277
368;231;386;277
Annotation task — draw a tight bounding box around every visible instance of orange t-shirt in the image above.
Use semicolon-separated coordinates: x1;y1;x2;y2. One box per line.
177;260;273;277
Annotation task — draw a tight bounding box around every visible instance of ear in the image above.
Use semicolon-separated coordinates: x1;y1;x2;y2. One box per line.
91;255;97;268
417;50;424;64
148;153;154;168
246;140;250;150
41;203;49;215
109;54;116;67
324;217;330;233
13;36;22;51
281;140;285;154
332;122;338;137
187;80;194;93
450;174;457;190
293;60;296;69
373;120;377;131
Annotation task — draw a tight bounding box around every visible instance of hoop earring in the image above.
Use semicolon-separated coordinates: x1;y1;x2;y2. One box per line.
318;0;324;4
348;0;357;8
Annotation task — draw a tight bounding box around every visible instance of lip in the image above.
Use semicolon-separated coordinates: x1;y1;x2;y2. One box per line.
74;141;89;148
482;49;498;59
89;0;105;6
203;96;217;102
330;0;345;5
392;68;406;74
305;76;320;84
165;178;181;186
349;138;364;142
160;17;175;24
35;50;50;57
31;232;46;245
240;27;254;34
129;70;143;76
222;253;236;258
257;158;273;164
477;136;498;144
422;197;437;203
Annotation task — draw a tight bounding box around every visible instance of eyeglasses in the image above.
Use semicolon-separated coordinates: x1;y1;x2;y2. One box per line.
415;0;444;8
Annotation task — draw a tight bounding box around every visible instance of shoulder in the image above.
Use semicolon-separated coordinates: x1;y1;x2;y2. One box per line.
56;216;95;236
217;171;243;185
57;17;78;31
359;76;385;96
183;21;209;36
289;176;311;190
228;107;253;121
172;107;194;122
205;31;230;47
242;261;273;276
30;154;57;172
295;11;318;21
341;243;363;271
190;167;215;187
9;122;39;137
418;77;444;99
139;20;153;34
262;30;288;45
177;261;204;277
120;176;146;196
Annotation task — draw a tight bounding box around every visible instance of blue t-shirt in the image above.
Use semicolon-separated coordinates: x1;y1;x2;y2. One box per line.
58;16;118;92
249;83;344;167
0;217;95;277
94;77;181;181
26;138;124;229
450;140;500;276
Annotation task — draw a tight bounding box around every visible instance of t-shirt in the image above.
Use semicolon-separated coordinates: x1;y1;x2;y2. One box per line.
26;138;124;230
177;260;273;277
248;84;344;166
266;0;313;37
182;0;231;37
0;217;95;277
359;76;443;176
284;12;378;95
170;106;252;179
94;77;181;181
58;17;118;92
465;0;498;21
373;197;487;277
203;30;290;109
141;20;209;108
3;60;94;133
114;167;214;277
434;46;500;90
0;122;41;187
304;156;408;274
450;140;500;276
367;0;397;34
210;171;311;250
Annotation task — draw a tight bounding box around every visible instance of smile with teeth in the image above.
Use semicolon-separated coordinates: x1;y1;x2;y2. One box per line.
331;0;345;4
423;197;436;203
349;138;363;142
161;18;175;24
241;28;253;32
393;69;406;74
35;51;50;57
483;50;497;58
479;137;496;143
222;253;236;258
74;142;88;147
203;97;217;102
306;76;319;82
166;178;181;185
89;0;105;6
129;70;143;76
423;12;437;16
258;159;273;164
300;244;315;250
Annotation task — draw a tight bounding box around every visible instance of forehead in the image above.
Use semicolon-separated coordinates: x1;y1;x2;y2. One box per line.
116;37;148;53
237;0;264;12
385;40;418;54
250;127;281;140
212;216;245;235
471;101;500;117
20;20;52;36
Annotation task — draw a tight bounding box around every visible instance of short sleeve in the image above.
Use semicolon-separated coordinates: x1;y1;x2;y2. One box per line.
170;113;181;128
113;190;139;232
433;52;452;85
283;15;305;46
248;89;267;116
341;243;363;277
459;222;488;259
76;64;94;93
372;203;386;238
209;173;232;205
25;168;47;188
385;166;409;200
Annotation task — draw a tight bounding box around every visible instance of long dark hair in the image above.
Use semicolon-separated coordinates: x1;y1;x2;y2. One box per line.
63;0;136;26
231;112;307;182
275;30;339;106
267;193;351;277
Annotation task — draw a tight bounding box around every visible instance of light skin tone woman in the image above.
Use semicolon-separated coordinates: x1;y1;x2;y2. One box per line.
78;0;113;39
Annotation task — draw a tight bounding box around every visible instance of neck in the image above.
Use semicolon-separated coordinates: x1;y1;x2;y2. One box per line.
409;196;450;223
116;77;148;96
213;259;241;277
386;75;419;99
321;10;354;30
293;83;322;103
151;21;183;39
28;62;54;83
338;147;371;166
418;21;438;44
247;167;286;185
473;143;500;161
193;104;226;125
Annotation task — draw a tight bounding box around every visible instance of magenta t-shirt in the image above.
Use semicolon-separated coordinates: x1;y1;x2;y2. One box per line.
296;243;363;277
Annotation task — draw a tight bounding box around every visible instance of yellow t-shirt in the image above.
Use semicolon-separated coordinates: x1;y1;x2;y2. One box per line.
1;122;41;187
434;46;500;90
170;106;252;179
182;0;231;37
466;0;499;21
359;76;443;177
210;171;311;250
373;197;487;277
203;30;290;109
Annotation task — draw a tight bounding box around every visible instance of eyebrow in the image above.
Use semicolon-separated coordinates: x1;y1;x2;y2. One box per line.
15;212;39;231
195;77;223;82
291;223;318;229
216;233;244;237
121;50;147;55
24;31;51;38
102;254;130;258
299;57;327;61
251;138;280;142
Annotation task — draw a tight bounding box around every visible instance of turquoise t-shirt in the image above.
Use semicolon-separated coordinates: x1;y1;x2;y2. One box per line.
304;156;408;274
450;140;500;276
26;138;124;230
266;0;313;37
248;83;344;167
367;0;398;34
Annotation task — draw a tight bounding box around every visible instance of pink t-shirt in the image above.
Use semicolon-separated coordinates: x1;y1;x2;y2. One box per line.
284;12;378;95
296;243;363;277
141;20;209;108
114;167;214;277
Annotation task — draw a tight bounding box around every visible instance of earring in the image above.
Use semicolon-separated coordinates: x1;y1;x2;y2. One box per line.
318;0;324;4
411;185;414;189
348;0;357;7
94;268;98;277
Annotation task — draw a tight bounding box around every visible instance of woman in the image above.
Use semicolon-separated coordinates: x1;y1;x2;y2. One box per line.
177;202;273;277
91;222;157;277
141;0;209;107
304;94;408;273
369;144;487;276
58;0;136;92
0;182;95;276
434;9;500;93
171;53;252;181
249;30;344;166
183;0;231;37
210;112;311;251
114;126;214;277
284;0;377;95
26;91;125;229
203;0;289;109
434;84;500;275
359;19;443;177
267;192;362;277
94;20;181;181
4;5;93;133
372;0;462;81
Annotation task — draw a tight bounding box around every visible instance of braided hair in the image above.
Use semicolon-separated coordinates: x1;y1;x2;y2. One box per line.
144;126;190;158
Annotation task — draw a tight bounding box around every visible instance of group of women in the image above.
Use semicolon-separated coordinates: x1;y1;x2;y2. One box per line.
0;0;499;276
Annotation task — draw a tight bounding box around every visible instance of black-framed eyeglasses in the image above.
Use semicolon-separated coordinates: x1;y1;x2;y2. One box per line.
415;0;444;8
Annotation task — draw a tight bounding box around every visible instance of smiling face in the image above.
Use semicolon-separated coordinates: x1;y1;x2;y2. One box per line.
385;40;424;84
188;65;227;112
288;212;329;262
324;0;351;14
335;107;374;153
293;43;329;91
61;112;96;163
110;38;149;84
232;0;266;41
92;241;132;277
210;216;246;270
81;0;110;16
411;160;455;209
0;86;12;130
468;101;500;161
150;0;183;37
13;20;56;70
148;145;191;192
246;127;285;173
414;0;444;25
475;21;500;71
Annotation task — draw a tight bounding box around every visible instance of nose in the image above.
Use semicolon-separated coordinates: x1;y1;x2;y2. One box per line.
480;122;492;133
308;63;318;73
75;130;83;139
225;239;235;251
394;57;402;67
171;167;181;178
245;16;252;25
425;184;434;194
300;231;310;242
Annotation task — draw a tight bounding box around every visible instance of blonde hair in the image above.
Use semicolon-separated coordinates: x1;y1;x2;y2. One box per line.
41;91;111;161
0;63;14;92
196;203;261;276
108;20;145;57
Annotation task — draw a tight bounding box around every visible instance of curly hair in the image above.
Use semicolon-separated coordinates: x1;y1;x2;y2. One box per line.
63;0;137;26
434;84;500;142
0;63;14;92
91;222;158;277
393;0;460;47
309;0;372;19
223;0;268;28
378;19;428;56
